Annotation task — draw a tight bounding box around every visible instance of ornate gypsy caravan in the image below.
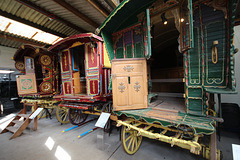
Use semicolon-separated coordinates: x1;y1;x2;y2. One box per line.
97;0;238;159
48;33;112;128
1;45;62;139
13;45;60;119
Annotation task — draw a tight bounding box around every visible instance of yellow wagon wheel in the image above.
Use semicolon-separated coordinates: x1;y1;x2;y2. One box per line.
31;106;54;119
56;106;69;124
121;123;142;155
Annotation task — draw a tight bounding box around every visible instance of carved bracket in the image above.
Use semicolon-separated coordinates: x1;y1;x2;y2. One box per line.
123;65;134;72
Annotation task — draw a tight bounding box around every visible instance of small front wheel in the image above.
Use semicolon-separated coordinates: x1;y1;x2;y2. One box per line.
121;125;142;155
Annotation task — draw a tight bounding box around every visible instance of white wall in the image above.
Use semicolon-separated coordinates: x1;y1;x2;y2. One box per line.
221;26;240;107
0;46;18;81
0;45;17;69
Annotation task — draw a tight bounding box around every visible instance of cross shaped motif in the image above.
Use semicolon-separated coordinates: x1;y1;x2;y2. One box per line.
123;65;134;72
134;81;141;92
118;82;125;93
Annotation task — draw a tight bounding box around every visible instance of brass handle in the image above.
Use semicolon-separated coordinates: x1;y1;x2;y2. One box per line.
211;40;218;64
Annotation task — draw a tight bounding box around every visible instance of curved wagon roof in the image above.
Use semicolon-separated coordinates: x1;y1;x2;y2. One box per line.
48;33;103;52
13;45;50;62
13;45;37;61
98;0;157;34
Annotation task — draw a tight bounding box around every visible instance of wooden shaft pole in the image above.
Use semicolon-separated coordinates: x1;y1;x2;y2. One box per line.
210;132;217;160
33;103;38;131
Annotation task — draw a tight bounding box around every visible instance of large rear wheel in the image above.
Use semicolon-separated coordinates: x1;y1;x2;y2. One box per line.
68;108;88;125
121;124;142;155
56;106;69;124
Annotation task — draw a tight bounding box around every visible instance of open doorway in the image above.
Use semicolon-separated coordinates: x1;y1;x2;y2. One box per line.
148;10;185;112
71;45;87;95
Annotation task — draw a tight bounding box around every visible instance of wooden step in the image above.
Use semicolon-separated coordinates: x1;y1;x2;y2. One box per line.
6;126;18;133
12;120;24;126
18;114;30;118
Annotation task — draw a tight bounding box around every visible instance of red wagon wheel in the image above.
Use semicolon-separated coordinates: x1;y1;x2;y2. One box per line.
68;108;88;125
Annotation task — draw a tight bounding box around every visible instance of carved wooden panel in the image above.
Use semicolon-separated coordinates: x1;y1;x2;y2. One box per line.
113;77;128;107
73;71;80;94
16;74;37;95
112;58;148;111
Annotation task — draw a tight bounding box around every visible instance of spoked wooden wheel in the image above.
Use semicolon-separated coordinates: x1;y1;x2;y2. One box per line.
56;106;69;124
121;124;142;155
177;124;194;139
31;106;54;119
101;101;113;132
68;108;88;125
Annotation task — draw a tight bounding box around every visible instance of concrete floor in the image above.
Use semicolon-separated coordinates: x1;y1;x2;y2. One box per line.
0;112;239;160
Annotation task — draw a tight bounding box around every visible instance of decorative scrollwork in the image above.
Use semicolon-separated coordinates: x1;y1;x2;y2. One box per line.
123;65;134;72
15;61;25;71
39;54;52;66
40;81;52;93
21;79;33;89
118;82;125;93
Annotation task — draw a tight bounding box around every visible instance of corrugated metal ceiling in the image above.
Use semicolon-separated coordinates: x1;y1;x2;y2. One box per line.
1;0;238;49
0;0;118;48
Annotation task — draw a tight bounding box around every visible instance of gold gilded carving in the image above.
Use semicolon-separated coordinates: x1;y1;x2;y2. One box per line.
134;81;141;92
93;81;96;93
91;48;94;63
118;82;125;93
71;41;84;48
64;54;67;69
67;83;70;93
123;65;134;72
40;55;52;66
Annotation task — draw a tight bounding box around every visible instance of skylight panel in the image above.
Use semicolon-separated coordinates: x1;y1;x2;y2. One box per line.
0;15;63;44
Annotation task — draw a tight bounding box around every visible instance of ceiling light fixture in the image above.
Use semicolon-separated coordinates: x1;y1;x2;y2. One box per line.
161;13;168;25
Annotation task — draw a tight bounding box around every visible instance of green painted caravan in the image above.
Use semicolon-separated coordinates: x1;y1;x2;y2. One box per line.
98;0;238;159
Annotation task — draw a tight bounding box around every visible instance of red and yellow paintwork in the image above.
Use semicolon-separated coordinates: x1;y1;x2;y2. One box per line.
48;33;111;106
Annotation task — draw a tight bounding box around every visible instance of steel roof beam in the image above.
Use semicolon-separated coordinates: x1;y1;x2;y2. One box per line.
16;0;86;33
105;0;118;9
53;0;99;28
87;0;109;18
0;10;67;38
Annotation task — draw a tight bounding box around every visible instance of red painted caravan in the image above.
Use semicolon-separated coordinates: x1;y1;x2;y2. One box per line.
48;33;112;128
